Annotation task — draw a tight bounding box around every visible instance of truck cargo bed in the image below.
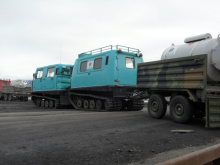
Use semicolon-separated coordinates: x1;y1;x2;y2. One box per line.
137;54;207;90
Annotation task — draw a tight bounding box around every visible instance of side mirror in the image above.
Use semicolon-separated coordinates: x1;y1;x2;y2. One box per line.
33;73;37;78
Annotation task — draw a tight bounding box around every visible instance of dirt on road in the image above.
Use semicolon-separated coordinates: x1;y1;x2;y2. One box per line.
0;100;220;165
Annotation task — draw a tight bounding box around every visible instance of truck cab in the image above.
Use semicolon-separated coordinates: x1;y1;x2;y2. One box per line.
0;79;11;99
33;64;73;92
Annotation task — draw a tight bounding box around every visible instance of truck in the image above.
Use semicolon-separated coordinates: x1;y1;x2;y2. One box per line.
31;45;145;110
136;33;220;128
0;79;31;101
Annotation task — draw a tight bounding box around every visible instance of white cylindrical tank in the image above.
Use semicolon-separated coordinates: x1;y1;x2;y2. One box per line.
161;33;220;82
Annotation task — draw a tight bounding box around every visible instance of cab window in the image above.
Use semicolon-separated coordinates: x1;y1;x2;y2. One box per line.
94;58;102;69
37;70;43;79
125;57;135;69
80;61;87;72
47;68;55;77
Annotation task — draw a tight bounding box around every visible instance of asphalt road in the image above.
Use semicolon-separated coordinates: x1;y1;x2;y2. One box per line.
0;100;220;165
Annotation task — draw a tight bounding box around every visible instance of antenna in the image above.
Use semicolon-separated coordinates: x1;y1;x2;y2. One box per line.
60;43;62;64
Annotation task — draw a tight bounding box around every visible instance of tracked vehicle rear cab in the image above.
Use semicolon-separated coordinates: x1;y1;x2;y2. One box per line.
69;45;145;110
32;64;73;108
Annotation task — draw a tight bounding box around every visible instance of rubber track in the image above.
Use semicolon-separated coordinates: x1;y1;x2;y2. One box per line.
129;100;145;111
105;99;122;110
31;95;64;109
68;91;122;111
31;92;144;111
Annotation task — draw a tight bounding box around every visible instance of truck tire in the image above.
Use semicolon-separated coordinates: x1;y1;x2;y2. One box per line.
193;102;205;118
8;95;12;101
83;100;89;109
20;97;24;101
170;95;193;123
4;94;8;101
148;94;167;119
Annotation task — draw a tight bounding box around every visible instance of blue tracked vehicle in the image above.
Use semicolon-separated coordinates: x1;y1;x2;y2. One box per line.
32;45;145;110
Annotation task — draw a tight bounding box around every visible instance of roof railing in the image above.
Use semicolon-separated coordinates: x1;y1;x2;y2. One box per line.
78;45;140;58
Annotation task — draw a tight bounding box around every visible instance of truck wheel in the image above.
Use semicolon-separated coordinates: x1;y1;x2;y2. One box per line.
41;100;45;107
8;95;12;101
20;97;24;101
193;102;205;118
148;94;167;119
4;94;8;101
77;99;82;108
83;100;89;109
170;95;193;123
89;100;95;109
96;100;102;110
45;100;49;108
49;100;54;108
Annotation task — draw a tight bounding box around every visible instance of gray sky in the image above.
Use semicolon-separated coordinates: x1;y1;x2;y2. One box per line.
1;0;220;80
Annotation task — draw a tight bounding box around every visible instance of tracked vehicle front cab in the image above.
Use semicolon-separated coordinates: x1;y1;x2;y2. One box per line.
32;64;73;108
71;45;144;98
33;64;73;92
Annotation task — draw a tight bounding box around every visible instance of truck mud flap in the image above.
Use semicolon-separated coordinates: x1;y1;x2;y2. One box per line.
206;96;220;128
